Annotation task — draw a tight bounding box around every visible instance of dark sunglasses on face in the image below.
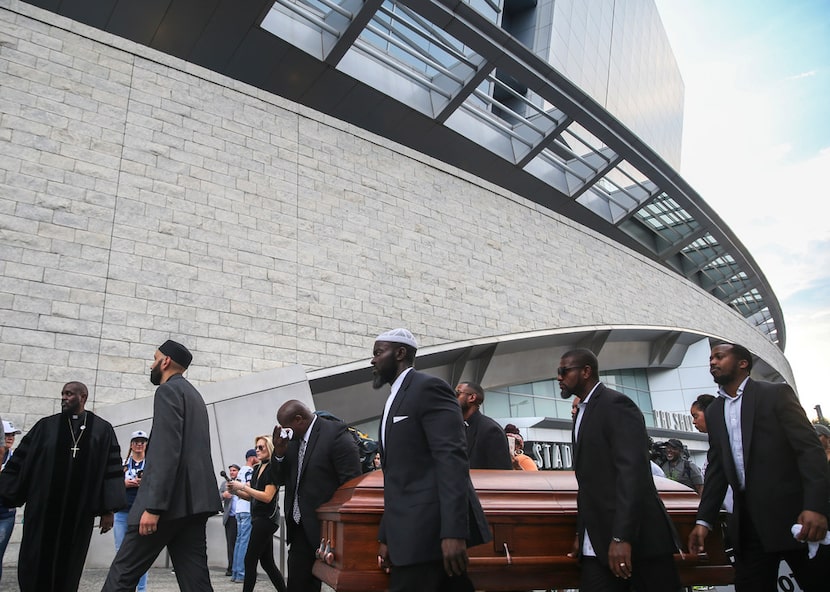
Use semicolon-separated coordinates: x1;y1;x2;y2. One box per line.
557;366;583;377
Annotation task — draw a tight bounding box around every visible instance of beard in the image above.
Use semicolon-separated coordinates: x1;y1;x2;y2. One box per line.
372;372;387;389
711;369;732;386
61;401;81;415
150;365;163;386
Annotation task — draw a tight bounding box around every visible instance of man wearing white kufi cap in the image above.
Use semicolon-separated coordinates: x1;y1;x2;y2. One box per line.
372;328;490;592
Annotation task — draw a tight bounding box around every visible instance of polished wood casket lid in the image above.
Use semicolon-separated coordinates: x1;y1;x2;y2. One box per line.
313;469;732;590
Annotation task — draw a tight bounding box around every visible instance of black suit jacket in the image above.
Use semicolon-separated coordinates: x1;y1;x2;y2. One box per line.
129;374;222;523
465;409;513;470
279;416;362;546
573;384;678;563
379;370;491;566
697;378;830;553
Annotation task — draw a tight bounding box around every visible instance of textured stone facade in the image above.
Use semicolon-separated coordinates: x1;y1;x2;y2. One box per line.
0;1;789;434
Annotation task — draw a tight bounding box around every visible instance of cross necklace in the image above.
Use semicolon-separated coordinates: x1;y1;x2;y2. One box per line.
68;413;88;459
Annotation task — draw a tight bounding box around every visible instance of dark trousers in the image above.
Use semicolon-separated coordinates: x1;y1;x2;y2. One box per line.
287;520;322;592
733;508;830;592
224;516;238;570
242;516;286;592
102;514;212;592
579;555;681;592
388;561;474;592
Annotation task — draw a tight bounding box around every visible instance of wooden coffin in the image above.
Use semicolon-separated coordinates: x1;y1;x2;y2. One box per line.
313;470;733;591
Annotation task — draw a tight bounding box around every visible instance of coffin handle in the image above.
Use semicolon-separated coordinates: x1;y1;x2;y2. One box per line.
502;542;512;565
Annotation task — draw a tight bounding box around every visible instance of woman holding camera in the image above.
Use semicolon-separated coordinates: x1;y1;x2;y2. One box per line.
114;430;150;592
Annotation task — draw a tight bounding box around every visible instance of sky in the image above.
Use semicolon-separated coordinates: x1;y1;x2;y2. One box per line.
654;0;830;419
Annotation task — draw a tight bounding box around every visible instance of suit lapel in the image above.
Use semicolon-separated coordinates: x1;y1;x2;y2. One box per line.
466;412;479;449
381;369;415;451
574;385;601;462
298;420;320;483
740;379;756;470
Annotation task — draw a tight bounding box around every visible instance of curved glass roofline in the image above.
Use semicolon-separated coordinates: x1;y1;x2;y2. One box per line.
261;0;784;348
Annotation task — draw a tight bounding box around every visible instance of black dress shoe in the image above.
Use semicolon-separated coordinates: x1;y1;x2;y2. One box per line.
226;569;232;576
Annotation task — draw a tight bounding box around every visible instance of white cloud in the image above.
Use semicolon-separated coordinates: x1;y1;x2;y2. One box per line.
787;70;816;81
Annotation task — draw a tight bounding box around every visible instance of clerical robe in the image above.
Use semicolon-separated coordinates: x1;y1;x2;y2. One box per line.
0;411;125;592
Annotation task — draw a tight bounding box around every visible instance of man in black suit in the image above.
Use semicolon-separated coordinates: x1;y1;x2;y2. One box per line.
689;343;830;591
273;400;362;592
102;340;222;592
559;348;680;591
373;329;491;592
455;382;512;470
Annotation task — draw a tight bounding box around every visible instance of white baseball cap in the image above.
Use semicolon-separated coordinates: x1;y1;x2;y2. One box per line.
130;430;149;441
3;420;21;435
375;328;418;349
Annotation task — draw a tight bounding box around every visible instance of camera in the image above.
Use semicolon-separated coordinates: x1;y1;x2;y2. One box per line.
649;441;668;464
136;469;144;478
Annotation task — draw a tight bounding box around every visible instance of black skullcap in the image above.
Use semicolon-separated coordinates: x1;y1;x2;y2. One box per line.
158;339;193;369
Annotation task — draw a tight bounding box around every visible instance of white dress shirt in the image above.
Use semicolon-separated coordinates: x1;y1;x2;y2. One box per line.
574;382;602;557
380;367;413;446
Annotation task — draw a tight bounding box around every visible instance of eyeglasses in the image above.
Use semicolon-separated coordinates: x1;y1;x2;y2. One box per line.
557;366;583;377
255;445;266;451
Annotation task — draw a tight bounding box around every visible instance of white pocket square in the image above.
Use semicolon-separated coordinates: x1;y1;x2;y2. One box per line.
393;415;408;423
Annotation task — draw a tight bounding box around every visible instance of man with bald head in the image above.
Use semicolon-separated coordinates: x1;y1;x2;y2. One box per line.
0;381;125;591
272;399;361;592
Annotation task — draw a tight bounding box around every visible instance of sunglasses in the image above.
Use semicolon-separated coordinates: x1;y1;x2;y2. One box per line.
556;366;584;377
255;445;266;451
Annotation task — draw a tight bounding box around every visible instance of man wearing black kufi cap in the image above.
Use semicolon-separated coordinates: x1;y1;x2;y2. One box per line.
103;340;221;592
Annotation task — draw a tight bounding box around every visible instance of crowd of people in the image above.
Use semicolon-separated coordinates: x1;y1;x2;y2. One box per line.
0;334;827;592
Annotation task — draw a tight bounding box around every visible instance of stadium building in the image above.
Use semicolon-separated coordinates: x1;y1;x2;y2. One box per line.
0;0;795;567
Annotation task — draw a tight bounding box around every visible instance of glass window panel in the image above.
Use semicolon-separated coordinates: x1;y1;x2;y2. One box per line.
532;380;556;397
508;383;533;395
555;398;574;420
489;369;653;421
534;397;557;417
509;394;534;417
483;391;510;418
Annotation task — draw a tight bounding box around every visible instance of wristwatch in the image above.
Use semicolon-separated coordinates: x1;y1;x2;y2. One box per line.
612;537;626;544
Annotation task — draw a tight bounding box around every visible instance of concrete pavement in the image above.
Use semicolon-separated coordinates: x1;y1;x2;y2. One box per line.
0;566;338;592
